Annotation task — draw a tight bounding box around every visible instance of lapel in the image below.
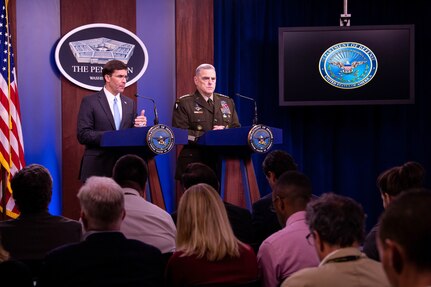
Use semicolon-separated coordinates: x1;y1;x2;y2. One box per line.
98;90;116;130
118;95;131;129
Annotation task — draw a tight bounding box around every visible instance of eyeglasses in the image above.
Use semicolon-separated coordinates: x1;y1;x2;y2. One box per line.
306;232;315;246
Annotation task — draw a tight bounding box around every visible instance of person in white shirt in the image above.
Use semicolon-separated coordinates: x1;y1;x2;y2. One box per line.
112;154;176;254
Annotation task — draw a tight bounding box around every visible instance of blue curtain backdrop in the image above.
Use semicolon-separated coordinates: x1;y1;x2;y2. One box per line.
214;0;431;229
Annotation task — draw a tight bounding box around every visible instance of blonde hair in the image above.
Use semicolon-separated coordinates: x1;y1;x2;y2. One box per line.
176;183;240;261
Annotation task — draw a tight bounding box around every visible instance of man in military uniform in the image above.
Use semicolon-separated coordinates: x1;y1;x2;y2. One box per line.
172;63;240;179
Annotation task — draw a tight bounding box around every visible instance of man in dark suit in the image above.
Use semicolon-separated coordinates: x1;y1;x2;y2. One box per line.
172;63;240;179
77;60;147;182
0;164;82;279
37;176;164;287
252;150;298;247
175;162;256;248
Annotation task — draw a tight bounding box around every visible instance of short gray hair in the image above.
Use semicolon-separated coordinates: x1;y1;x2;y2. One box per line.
77;176;124;228
195;63;215;75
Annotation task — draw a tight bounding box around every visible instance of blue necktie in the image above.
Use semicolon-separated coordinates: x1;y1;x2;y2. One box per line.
113;98;121;130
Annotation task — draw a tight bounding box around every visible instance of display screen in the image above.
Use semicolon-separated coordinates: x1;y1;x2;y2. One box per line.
278;25;414;106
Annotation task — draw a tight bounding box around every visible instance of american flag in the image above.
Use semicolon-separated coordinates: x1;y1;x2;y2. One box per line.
0;0;25;218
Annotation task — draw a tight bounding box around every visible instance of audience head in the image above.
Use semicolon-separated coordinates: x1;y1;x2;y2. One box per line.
176;183;239;261
262;150;298;188
377;161;425;208
181;162;220;192
306;193;365;260
272;171;312;226
11;164;52;214
378;189;431;287
77;176;125;231
112;154;148;195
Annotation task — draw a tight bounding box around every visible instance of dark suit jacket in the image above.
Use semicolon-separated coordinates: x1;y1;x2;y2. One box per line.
0;212;82;261
0;212;82;279
172;91;240;179
251;193;282;247
224;202;256;247
37;232;164;287
77;90;136;181
363;223;380;261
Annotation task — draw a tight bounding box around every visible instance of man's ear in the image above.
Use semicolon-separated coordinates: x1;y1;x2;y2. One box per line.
121;209;126;220
386;239;405;275
80;211;88;230
381;192;391;208
314;231;324;254
267;171;277;186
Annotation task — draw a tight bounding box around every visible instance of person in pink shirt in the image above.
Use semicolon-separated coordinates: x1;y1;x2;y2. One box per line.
257;171;319;287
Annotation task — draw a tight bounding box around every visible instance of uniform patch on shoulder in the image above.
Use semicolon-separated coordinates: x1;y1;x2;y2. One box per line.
179;94;193;99
216;93;229;98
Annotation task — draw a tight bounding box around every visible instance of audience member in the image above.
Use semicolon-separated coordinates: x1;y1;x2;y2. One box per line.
112;154;176;254
282;193;390;287
165;183;258;286
378;189;431;287
37;176;164;287
252;150;298;246
178;162;255;246
0;242;33;287
363;161;425;261
257;171;319;287
0;164;82;278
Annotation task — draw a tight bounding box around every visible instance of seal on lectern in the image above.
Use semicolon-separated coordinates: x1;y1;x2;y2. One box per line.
247;125;274;153
146;124;175;154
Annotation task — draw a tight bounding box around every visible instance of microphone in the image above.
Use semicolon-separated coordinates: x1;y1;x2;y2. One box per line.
235;93;258;125
134;94;159;125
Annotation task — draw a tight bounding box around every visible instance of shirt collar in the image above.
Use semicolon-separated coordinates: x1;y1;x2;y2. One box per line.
285;210;306;226
320;247;364;266
104;86;119;102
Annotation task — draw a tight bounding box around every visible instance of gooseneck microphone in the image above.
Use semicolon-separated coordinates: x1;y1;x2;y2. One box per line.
235;93;258;125
135;94;159;125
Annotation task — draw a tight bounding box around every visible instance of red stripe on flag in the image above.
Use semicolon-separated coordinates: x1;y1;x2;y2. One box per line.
0;0;25;219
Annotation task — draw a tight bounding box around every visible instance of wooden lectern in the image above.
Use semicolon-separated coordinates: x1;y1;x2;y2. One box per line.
196;126;283;210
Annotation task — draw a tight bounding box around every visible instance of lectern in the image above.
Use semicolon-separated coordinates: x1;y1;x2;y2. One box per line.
196;125;282;210
101;125;188;210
